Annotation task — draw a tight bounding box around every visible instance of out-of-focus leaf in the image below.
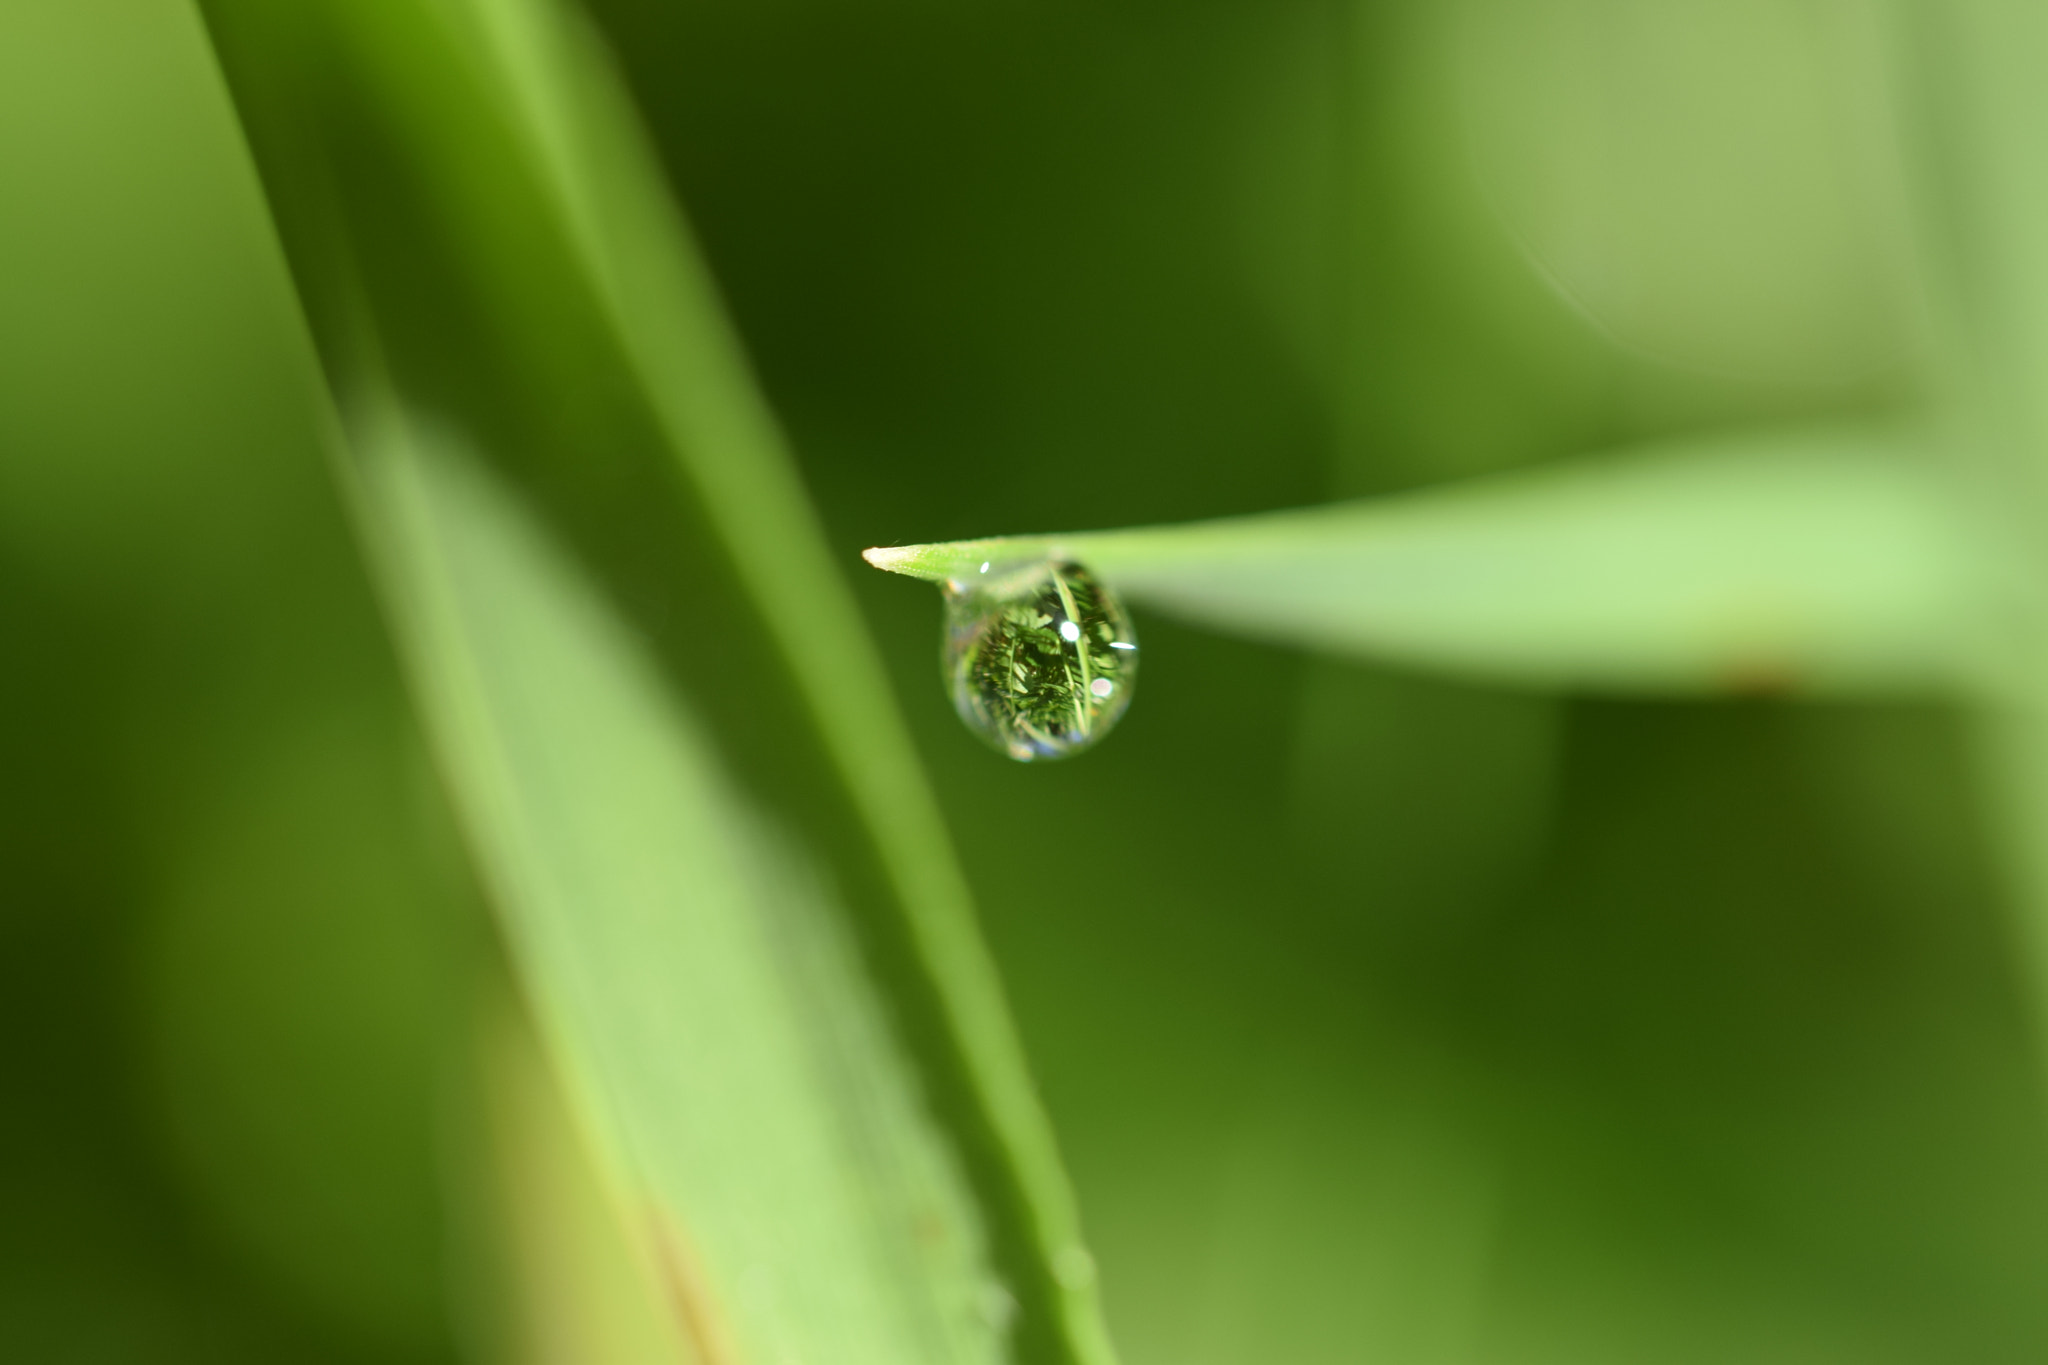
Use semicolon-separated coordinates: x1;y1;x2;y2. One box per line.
474;976;693;1365
191;0;1113;1360
868;427;1975;696
364;405;997;1365
1889;2;2048;1062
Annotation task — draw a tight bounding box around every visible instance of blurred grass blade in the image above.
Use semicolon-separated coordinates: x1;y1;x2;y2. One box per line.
417;21;1112;1357
869;427;1976;696
1888;3;2048;1067
474;975;701;1365
364;403;998;1364
191;0;1113;1361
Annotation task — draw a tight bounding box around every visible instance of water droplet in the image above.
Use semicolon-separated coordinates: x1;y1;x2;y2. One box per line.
943;558;1137;761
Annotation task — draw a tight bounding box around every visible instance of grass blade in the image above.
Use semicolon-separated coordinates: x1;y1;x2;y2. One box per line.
1887;1;2048;1077
190;0;1112;1359
364;406;999;1364
868;426;1974;696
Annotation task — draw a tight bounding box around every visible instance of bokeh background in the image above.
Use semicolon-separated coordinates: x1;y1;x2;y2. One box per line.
8;1;2048;1362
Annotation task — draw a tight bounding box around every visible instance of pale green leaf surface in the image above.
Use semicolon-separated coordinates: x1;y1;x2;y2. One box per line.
360;401;1001;1365
869;428;1976;696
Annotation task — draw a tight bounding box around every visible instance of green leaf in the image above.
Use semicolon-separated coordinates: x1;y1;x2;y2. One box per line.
1887;3;2048;1067
868;426;1977;696
190;0;1113;1361
365;403;1001;1364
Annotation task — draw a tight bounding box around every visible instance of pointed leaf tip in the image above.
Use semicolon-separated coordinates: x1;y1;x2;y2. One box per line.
861;538;1051;583
862;544;965;580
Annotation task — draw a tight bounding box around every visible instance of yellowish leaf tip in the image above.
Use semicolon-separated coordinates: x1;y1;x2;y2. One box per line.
863;545;914;573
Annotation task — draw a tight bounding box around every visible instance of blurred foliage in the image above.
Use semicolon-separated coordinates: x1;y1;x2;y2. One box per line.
8;0;2048;1363
0;3;464;1360
191;0;1115;1356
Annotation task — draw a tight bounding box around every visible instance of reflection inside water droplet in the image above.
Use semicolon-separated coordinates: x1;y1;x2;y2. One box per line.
942;559;1137;761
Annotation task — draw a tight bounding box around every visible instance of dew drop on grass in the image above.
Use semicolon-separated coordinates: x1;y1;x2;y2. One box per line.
942;559;1137;761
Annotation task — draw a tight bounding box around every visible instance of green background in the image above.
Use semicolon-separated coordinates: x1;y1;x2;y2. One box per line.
7;1;2046;1361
